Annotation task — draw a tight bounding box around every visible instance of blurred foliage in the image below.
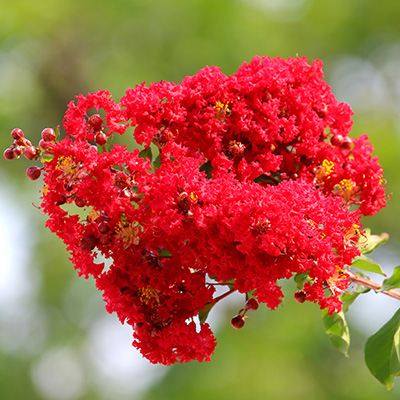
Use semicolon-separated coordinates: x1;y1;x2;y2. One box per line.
1;0;400;399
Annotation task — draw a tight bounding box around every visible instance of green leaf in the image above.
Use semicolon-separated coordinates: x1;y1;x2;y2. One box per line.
378;266;400;292
361;228;389;255
41;154;54;163
198;302;213;324
54;125;60;141
350;254;386;276
293;271;311;289
158;248;172;258
153;155;161;169
246;289;257;301
138;146;153;161
104;133;114;152
365;307;400;390
322;309;350;356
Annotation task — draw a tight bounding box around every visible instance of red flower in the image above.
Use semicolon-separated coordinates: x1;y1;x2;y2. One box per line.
11;55;387;364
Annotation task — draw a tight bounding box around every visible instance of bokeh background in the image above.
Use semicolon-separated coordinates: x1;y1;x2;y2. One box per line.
1;1;400;399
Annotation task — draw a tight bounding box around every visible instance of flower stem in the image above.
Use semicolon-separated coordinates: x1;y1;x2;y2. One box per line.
212;288;237;305
345;270;400;301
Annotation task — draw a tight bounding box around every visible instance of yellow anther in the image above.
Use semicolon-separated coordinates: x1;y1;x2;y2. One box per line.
334;179;357;202
115;220;141;248
344;224;362;246
190;192;198;203
315;159;335;181
56;156;79;178
327;265;347;294
214;100;230;121
137;286;159;306
87;209;99;222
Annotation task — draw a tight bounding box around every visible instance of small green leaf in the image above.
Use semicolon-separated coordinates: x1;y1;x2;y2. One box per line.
41;154;54;163
378;266;400;292
322;309;350;356
246;289;257;301
153;155;161;169
158;248;172;258
361;228;389;255
198;302;213;324
365;307;400;390
104;133;114;152
294;271;311;290
139;146;153;161
54;125;60;141
351;255;386;276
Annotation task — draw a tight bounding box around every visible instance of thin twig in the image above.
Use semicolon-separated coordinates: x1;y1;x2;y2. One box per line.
345;270;400;301
212;288;237;305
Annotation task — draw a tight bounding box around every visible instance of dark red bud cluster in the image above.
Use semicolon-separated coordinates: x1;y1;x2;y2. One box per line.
330;134;353;150
88;114;107;146
230;297;259;329
3;126;58;182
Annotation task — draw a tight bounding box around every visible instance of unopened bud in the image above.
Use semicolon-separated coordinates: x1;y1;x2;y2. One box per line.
26;166;41;181
11;128;24;140
230;315;245;329
245;298;259;311
294;290;306;304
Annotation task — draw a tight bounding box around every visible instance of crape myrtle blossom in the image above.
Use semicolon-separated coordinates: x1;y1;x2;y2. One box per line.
3;56;388;365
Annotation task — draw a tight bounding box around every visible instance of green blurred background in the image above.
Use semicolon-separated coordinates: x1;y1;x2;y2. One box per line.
1;1;400;399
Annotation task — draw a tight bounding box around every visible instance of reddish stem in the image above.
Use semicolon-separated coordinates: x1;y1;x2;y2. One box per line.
345;270;400;301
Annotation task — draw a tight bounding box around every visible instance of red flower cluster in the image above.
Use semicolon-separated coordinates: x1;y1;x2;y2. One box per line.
4;56;388;365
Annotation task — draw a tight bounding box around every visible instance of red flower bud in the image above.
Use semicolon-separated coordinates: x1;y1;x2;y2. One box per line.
294;290;306;304
3;148;15;160
88;114;103;132
39;139;53;150
98;221;110;233
245;298;259;311
330;134;344;147
11;128;24;140
12;146;23;158
24;146;38;160
230;315;245;329
26;166;41;181
95;133;107;146
41;128;56;142
340;136;353;150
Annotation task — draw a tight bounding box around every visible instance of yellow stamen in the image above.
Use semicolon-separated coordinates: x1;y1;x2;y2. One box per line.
56;156;79;178
315;159;335;181
115;220;141;248
137;286;159;306
190;192;198;203
87;209;99;222
344;224;362;246
228;140;246;157
334;179;357;202
327;265;346;294
214;101;230;121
